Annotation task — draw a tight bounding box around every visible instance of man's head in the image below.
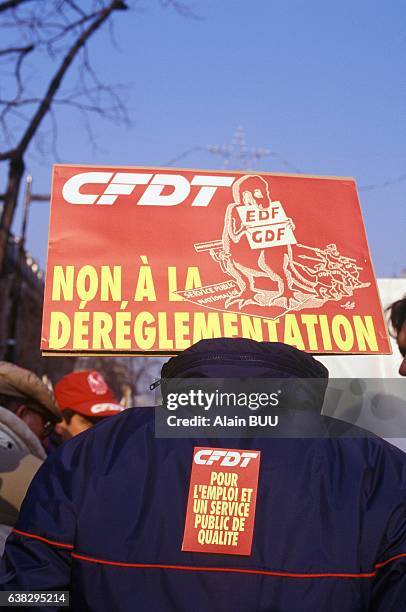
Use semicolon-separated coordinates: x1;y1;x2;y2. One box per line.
161;338;329;413
232;175;271;208
388;296;406;376
0;362;61;441
54;370;125;440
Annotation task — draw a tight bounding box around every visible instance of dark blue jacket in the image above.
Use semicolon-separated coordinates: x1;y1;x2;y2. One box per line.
1;340;406;611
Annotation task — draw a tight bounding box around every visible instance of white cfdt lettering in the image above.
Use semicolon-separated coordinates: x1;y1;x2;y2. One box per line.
239;452;259;467
97;173;152;205
194;450;213;465
63;172;237;206
220;451;241;467
62;172;113;205
137;174;191;206
195;449;227;465
190;176;235;207
194;449;259;467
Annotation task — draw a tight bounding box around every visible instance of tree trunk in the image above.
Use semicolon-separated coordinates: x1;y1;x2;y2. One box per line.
0;1;128;274
0;156;25;274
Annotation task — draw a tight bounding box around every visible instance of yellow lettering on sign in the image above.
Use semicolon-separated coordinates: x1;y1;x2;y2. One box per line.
133;311;156;350
49;312;71;349
241;315;263;341
192;312;222;343
353;315;378;351
52;265;74;301
283;314;305;350
332;315;354;352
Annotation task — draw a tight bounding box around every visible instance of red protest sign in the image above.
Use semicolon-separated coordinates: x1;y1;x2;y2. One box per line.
182;447;261;556
41;165;390;355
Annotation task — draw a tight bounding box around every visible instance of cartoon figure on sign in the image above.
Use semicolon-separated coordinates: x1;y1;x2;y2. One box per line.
219;175;297;308
189;174;370;319
286;243;370;302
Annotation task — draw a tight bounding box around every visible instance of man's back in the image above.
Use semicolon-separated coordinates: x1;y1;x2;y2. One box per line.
2;405;405;611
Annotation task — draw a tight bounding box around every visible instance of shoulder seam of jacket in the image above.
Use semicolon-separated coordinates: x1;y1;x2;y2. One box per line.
70;552;405;579
375;553;406;569
12;530;406;577
12;528;74;549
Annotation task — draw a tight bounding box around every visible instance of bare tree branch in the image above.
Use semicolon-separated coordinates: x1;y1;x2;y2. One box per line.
0;148;16;161
65;0;86;18
0;0;193;272
0;0;34;13
15;1;128;157
159;0;200;19
45;10;101;46
0;44;34;56
0;0;130;271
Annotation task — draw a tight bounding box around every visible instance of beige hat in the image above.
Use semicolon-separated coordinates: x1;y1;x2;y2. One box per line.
0;362;61;423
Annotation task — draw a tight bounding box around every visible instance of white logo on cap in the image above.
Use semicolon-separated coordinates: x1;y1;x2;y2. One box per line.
87;372;108;395
90;403;124;414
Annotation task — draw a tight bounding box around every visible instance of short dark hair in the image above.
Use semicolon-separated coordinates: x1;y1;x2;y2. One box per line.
387;296;406;338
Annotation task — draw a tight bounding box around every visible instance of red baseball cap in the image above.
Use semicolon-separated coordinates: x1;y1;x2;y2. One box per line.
54;370;125;419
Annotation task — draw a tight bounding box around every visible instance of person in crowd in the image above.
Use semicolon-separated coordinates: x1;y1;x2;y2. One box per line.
0;361;61;553
53;370;125;441
388;295;406;376
0;339;405;610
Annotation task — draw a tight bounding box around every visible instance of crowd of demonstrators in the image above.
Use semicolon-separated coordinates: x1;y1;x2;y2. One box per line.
0;362;61;553
0;365;124;553
0;337;405;610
